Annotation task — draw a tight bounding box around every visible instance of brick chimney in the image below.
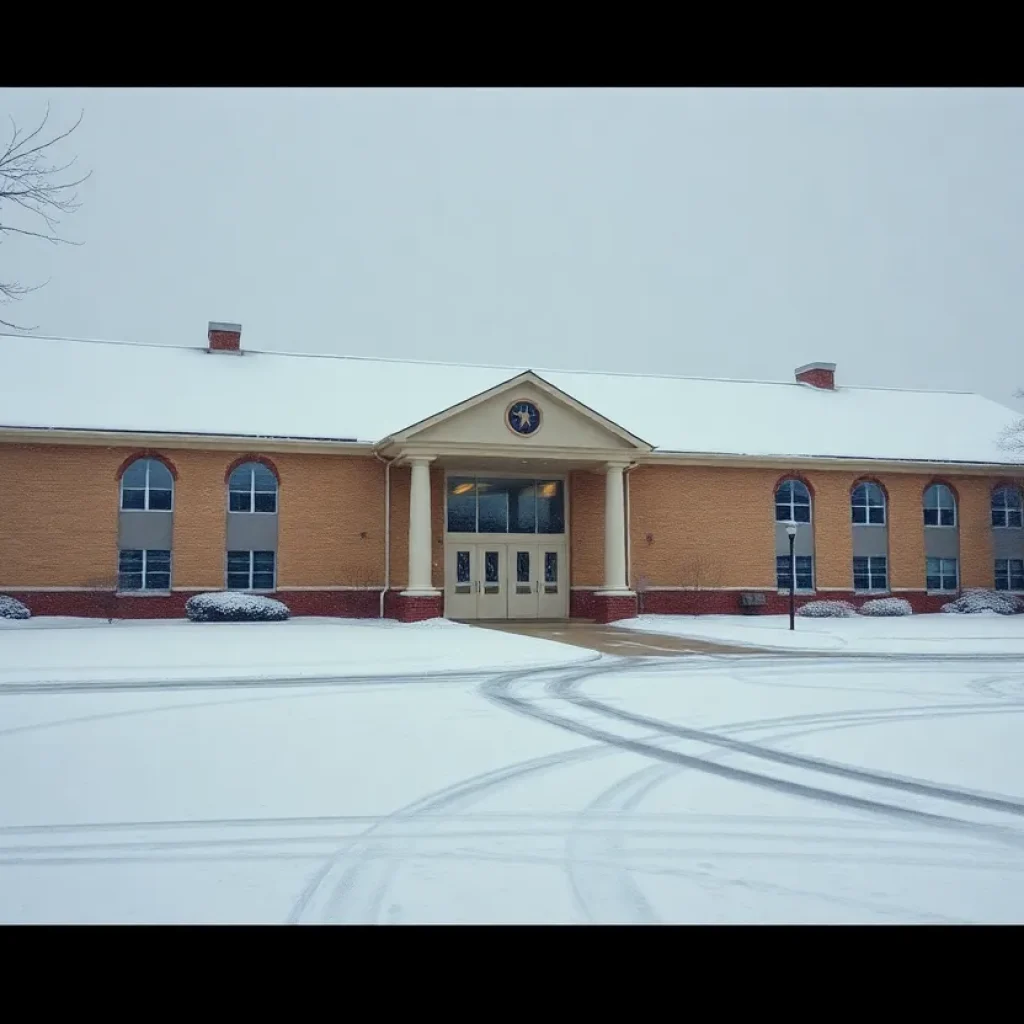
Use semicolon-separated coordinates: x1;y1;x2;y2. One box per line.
795;361;836;390
207;321;241;353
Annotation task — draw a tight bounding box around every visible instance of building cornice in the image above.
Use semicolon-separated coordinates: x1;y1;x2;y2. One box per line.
0;425;1020;476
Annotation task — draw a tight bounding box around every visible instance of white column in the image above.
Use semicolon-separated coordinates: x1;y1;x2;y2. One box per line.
599;462;632;595
403;456;439;596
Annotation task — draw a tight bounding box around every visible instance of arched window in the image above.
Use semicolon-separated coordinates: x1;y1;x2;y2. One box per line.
852;481;886;525
228;461;278;513
923;483;956;527
991;486;1023;529
120;457;173;511
775;479;811;523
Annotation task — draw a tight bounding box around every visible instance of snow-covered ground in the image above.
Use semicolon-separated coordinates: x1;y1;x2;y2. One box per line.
617;612;1024;655
0;616;594;687
1;632;1023;923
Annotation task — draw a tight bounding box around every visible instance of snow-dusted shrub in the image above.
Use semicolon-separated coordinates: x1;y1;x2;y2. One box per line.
0;594;30;620
858;597;913;617
185;592;290;623
796;599;857;618
941;589;1024;616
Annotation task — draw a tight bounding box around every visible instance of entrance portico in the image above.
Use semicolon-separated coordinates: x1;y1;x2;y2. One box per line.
376;371;653;623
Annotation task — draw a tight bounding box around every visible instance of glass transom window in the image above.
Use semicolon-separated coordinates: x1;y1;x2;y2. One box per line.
446;477;564;534
229;463;278;514
923;484;956;527
121;458;173;511
775;479;811;523
852;482;886;525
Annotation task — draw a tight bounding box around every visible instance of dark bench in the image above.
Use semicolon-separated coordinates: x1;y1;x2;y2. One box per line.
738;592;767;615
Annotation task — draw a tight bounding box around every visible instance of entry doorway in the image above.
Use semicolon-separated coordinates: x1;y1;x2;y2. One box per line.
445;540;567;619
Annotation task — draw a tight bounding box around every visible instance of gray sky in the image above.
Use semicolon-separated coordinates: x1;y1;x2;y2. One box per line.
2;87;1022;408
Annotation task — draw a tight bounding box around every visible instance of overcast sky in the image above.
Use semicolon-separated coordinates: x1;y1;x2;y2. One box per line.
2;87;1022;408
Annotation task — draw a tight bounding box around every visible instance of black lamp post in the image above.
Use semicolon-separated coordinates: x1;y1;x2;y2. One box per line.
786;522;797;631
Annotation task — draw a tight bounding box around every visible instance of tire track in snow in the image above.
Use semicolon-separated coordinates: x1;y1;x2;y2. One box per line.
550;674;1024;817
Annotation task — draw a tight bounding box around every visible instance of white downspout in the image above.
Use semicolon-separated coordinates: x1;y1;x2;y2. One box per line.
374;451;394;618
624;462;638;592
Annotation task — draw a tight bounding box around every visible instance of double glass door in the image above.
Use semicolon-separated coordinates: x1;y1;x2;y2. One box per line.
445;541;566;619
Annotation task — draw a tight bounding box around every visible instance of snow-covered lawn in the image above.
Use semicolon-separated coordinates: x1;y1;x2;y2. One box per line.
617;612;1024;655
1;646;1024;923
0;616;594;687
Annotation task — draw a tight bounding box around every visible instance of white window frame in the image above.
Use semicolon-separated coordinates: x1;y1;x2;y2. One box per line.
776;554;814;593
774;479;812;524
851;482;886;526
853;555;888;593
991;487;1023;529
120;458;174;512
995;558;1024;592
923;484;956;528
225;550;277;592
925;556;958;593
117;548;172;593
228;463;278;515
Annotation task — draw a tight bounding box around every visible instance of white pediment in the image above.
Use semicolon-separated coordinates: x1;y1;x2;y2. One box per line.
386;372;651;453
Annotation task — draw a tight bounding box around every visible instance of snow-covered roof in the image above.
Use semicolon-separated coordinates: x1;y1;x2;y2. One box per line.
0;332;1020;465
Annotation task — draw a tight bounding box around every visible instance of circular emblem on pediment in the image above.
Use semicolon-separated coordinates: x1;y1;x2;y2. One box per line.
506;399;542;437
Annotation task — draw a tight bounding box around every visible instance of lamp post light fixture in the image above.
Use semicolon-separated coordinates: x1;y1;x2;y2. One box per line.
786;522;797;631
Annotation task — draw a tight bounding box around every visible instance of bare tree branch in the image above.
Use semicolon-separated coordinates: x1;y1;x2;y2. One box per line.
0;104;89;330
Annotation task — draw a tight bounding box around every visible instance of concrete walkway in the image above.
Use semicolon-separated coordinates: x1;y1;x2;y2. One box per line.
471;620;780;657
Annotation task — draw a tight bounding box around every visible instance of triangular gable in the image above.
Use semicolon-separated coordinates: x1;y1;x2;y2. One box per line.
381;370;653;451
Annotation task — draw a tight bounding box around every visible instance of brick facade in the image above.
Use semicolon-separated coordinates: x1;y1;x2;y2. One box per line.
0;440;1019;620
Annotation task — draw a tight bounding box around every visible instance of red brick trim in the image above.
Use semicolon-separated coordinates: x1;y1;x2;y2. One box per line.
224;454;281;484
990;479;1024;498
6;588;385;620
591;592;638;623
114;451;179;481
385;592;444;622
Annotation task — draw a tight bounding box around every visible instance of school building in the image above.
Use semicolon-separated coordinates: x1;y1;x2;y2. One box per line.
0;323;1021;622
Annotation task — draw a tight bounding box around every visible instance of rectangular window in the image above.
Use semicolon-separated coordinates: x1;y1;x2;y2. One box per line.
446;477;565;535
544;551;559;594
995;559;1024;591
853;556;888;592
926;557;958;592
226;550;276;591
455;550;471;595
924;507;954;526
776;555;814;592
118;549;171;592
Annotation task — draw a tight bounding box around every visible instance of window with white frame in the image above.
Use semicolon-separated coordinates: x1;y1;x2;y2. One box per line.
776;554;814;591
851;482;886;525
120;458;173;511
228;462;278;513
923;484;956;527
995;559;1024;592
853;555;888;592
118;549;171;591
775;479;811;523
991;486;1023;529
227;550;276;590
926;557;958;592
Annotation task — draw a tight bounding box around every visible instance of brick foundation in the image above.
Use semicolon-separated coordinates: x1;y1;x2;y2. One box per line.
630;589;956;616
384;591;445;622
7;589;385;620
590;592;638;623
